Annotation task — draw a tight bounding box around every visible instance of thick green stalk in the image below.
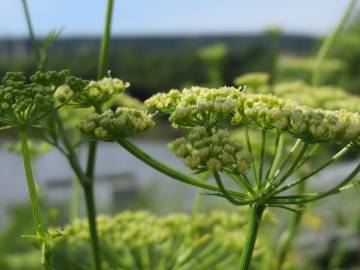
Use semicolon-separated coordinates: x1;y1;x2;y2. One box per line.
19;129;52;270
86;140;98;180
239;204;265;270
83;0;115;265
97;0;114;79
83;182;102;270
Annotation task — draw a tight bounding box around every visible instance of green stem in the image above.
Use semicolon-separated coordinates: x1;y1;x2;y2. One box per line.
86;1;114;265
275;2;358;268
273;139;301;179
275;182;305;270
266;133;284;182
239;204;265;270
259;129;266;186
86;140;97;179
226;170;256;196
272;144;351;195
312;0;357;86
97;0;114;79
117;138;248;200
276;211;302;270
53;113;102;270
213;172;244;205
19;129;52;270
269;161;360;205
83;183;102;270
54;112;85;181
71;176;81;220
21;0;41;65
244;127;259;187
269;142;309;192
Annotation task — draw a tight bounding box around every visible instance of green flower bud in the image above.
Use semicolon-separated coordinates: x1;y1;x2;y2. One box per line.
94;127;108;138
54;84;74;103
79;108;155;140
207;158;222;172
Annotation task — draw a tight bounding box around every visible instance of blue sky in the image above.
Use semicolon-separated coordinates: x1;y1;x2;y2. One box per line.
0;0;359;37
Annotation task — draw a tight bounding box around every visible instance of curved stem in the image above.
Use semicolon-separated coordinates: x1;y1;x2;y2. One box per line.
269;142;309;192
225;171;256;196
53;112;102;269
97;0;114;79
117;138;248;200
269;161;360;205
302;161;360;203
244;127;259;187
275;182;305;270
53;112;86;182
239;204;265;270
266;138;301;191
213;172;245;205
19;129;52;270
272;144;351;195
312;0;357;86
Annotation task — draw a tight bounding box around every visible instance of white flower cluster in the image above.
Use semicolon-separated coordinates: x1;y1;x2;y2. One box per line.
238;94;360;143
146;86;360;145
146;86;243;128
78;107;155;140
145;89;182;113
72;77;130;108
169;127;252;174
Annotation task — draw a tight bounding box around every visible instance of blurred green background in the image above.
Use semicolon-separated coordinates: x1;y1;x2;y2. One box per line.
2;1;360;269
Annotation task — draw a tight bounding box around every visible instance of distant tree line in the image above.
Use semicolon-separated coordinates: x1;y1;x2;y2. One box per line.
0;34;319;100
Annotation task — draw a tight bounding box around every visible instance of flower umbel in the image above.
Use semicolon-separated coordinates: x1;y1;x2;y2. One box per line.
146;86;244;129
169;127;252;174
146;86;360;145
0;72;55;126
78;107;155;140
72;77;130;108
